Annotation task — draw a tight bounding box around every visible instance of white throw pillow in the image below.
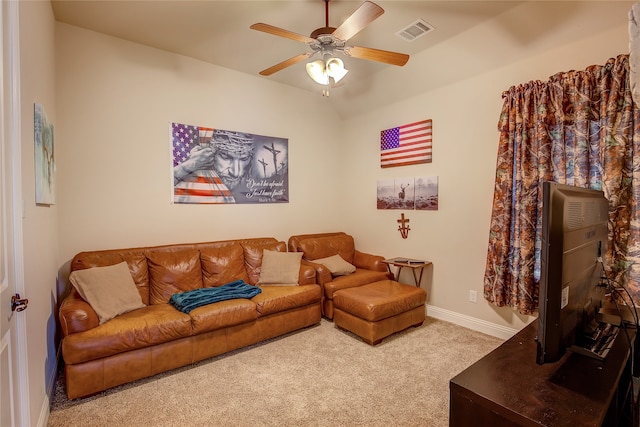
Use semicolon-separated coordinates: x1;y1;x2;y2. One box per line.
258;250;302;286
69;261;145;324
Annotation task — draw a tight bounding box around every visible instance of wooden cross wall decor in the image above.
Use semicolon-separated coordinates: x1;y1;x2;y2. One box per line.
397;213;410;239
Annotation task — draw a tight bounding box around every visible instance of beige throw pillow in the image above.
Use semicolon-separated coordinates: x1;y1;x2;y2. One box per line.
314;254;356;276
69;261;145;324
258;250;302;286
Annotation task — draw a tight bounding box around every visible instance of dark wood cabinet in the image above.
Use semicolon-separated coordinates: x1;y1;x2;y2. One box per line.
449;321;638;427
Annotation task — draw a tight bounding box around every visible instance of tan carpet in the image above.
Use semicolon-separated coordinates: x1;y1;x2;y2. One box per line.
48;317;503;427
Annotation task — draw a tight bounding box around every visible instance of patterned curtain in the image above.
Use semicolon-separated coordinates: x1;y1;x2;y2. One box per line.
484;54;640;315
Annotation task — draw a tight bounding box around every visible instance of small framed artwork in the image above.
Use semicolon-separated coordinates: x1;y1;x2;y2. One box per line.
415;176;438;210
377;176;438;210
34;103;55;205
377;177;414;209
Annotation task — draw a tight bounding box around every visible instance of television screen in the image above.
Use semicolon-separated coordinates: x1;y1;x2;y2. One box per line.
536;181;611;365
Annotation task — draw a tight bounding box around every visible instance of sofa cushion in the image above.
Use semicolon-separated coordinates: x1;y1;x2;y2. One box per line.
323;268;392;299
61;304;192;364
146;248;203;304
201;243;249;287
241;241;286;285
298;234;356;264
69;261;146;324
189;299;258;334
314;254;356;276
258;250;302;285
252;284;322;317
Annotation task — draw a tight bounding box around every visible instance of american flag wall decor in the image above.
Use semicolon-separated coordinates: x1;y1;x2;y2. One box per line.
380;119;432;168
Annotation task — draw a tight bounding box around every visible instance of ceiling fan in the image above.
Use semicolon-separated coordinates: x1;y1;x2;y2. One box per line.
250;0;409;83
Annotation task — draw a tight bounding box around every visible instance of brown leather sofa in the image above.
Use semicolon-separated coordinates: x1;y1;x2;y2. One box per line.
288;232;391;319
59;237;321;399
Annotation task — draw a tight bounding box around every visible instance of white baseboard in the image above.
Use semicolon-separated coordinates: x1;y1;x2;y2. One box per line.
426;304;520;340
38;345;60;427
36;395;50;427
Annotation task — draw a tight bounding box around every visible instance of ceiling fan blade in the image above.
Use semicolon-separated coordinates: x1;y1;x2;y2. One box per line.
250;23;315;44
345;46;409;67
331;1;384;42
259;52;314;76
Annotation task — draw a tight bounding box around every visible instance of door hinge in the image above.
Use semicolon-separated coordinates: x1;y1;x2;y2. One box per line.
11;293;28;312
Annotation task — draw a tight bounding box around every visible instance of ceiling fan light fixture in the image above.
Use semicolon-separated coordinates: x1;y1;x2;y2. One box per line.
306;55;348;86
306;60;329;85
326;57;348;82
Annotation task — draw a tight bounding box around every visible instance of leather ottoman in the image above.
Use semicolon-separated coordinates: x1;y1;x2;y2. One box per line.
333;280;427;345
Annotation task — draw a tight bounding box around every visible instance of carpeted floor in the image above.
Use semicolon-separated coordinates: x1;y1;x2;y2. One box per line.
48;317;504;427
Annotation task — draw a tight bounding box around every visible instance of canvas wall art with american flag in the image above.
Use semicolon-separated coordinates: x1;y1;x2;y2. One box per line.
380;119;432;168
171;122;289;205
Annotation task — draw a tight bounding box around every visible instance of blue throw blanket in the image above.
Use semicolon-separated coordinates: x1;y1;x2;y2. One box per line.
169;280;261;313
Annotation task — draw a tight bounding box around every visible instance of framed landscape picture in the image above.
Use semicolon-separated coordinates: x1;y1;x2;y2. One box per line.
34;103;55;205
377;176;438;210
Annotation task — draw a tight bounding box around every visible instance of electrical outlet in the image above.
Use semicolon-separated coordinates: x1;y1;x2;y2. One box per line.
469;290;477;303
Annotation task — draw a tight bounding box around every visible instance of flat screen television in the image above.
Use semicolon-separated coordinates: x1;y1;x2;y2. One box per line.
536;181;611;365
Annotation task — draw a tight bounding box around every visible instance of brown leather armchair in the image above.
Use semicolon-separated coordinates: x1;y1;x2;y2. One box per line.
288;232;391;319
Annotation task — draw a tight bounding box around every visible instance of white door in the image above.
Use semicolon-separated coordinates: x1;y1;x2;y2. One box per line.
0;1;28;426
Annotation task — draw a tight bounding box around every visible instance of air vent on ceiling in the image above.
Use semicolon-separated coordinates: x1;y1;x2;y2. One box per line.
395;18;435;42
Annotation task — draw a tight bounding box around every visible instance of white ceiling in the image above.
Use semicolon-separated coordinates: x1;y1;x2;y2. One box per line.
50;1;635;118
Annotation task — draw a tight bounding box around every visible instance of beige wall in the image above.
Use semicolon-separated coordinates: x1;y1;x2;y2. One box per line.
55;23;345;260
19;0;59;425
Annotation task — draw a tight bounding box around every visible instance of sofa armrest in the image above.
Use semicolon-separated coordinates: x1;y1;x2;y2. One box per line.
59;288;99;336
353;250;388;272
298;263;317;285
302;260;332;285
300;260;330;316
